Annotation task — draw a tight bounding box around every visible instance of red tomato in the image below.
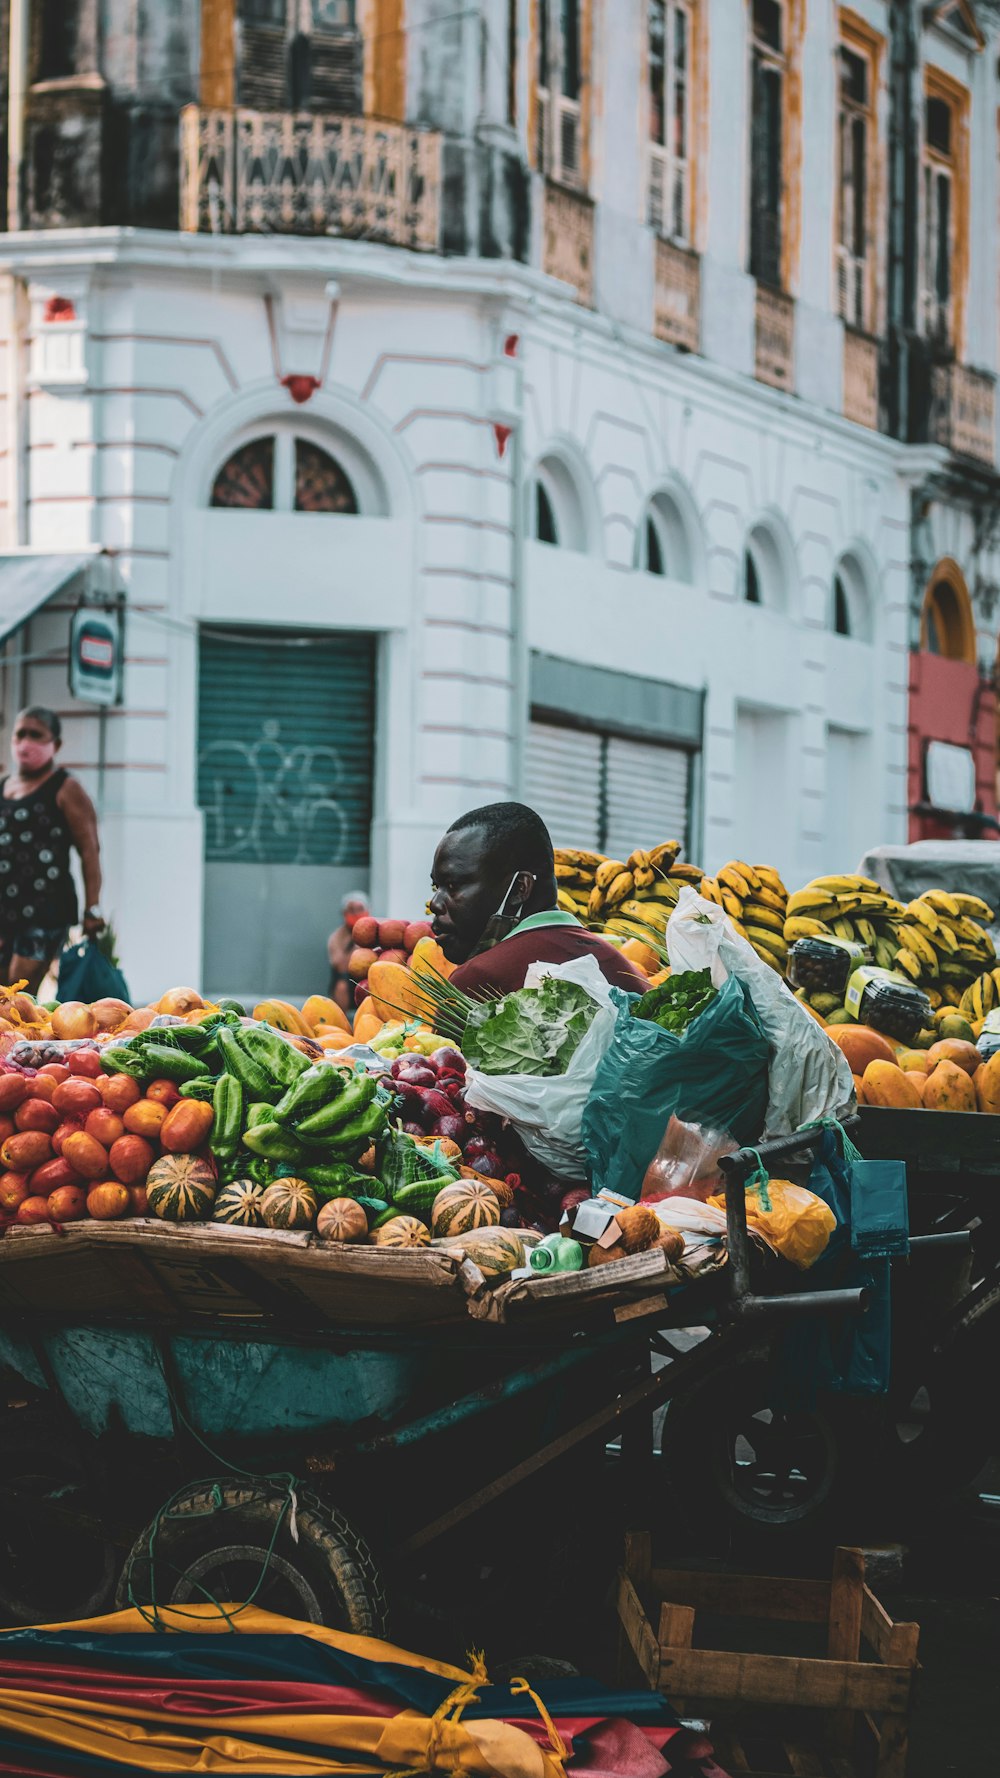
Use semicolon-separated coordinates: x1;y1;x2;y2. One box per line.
67;1048;103;1079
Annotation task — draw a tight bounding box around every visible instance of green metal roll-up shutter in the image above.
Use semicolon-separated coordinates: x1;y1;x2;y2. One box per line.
604;736;690;859
525;720;603;850
197;628;375;868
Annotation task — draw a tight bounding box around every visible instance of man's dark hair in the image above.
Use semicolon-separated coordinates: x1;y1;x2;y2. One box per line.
449;801;555;875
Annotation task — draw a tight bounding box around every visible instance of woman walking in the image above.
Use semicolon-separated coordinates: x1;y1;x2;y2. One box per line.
0;707;104;992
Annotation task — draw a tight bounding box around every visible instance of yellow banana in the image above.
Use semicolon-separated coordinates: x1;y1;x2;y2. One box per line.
604;870;635;907
667;863;705;884
894;948;923;983
744;903;785;935
719;863;754;899
649;841;682;872
721;887;745;920
806;874;882;896
595;859;627;892
747;884;787;915
753;865;787;894
747;925;788;959
784;916;831;942
920;890;962;919
700;878;723;906
905;900;941;934
951;893;995;922
633;867;655;890
587;887;606;920
899;926;940;971
627;850;651;874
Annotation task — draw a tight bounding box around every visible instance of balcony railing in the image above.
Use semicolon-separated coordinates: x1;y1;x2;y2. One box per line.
843;327;879;430
179;105;442;249
654;239;700;353
542;181;594;306
929;362;996;466
754;285;794;393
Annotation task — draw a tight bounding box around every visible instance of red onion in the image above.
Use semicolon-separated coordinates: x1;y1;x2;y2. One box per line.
402;1121;425;1137
430;1114;466;1143
419;1089;455;1122
430;1048;466;1076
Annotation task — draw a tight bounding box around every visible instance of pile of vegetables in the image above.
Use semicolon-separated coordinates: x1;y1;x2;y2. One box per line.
632;970;716;1034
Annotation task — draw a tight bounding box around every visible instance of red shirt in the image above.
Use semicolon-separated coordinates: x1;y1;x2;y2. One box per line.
450;921;648;999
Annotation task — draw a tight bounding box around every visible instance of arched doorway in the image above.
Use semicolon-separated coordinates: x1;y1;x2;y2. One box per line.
195;420;384;1002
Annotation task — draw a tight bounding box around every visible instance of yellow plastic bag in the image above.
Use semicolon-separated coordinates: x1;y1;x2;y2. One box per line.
708;1174;836;1270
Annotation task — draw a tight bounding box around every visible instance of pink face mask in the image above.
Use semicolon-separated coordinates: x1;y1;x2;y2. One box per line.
15;740;55;773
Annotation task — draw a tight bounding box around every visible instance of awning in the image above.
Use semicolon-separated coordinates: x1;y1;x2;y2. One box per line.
0;552;97;647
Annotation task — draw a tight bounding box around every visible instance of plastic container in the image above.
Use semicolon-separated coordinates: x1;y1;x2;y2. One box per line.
845;966;930;1045
788;936;866;998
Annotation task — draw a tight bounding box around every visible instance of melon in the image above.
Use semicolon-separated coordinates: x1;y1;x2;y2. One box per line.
146;1153;216;1221
373;1215;431;1248
435;1227;525;1277
827;1026;897;1074
926;1038;980;1078
316;1197;368;1243
861;1060;922;1110
213;1178;266;1227
260;1178;317;1229
922;1059;976;1112
431;1180;501;1239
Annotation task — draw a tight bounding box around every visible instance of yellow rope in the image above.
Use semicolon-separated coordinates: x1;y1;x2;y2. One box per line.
508;1677;568;1771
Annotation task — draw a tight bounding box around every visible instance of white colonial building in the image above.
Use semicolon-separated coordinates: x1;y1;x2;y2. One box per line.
1;1;999;1001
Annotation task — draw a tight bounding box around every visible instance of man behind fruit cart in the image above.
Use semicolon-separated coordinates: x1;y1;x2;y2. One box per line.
430;802;646;996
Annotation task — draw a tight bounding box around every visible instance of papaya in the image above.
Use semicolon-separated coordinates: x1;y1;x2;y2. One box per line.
352;1012;384;1047
318;1030;354;1051
302;995;350;1034
926;1038;980;1078
253;999;313;1037
828;1026;897;1074
367;960;434;1025
862;1060;922;1110
647;967;671;987
922;1059;976;1112
852;1073;867;1104
975;1051;1000;1113
409;936;456;985
620;938;660;976
897;1049;931;1073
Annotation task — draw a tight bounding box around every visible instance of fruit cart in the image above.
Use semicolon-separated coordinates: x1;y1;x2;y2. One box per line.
0;1123;871;1647
658;1113;993;1560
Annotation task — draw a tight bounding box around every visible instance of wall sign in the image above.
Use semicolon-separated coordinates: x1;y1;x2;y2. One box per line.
69;605;123;706
925;739;976;814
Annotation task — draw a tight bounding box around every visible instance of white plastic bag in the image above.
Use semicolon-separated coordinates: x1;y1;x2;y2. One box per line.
463;954;619;1175
667;887;855;1137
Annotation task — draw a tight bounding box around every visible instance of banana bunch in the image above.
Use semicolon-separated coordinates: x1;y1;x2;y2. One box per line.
960;963;1000;1023
554;848;605;920
783;875;904;962
891;891;995;992
700;862;789;972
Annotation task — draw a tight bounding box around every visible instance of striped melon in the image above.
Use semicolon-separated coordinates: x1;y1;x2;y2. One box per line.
260;1178;317;1230
373;1215;431;1249
213;1178;266;1227
431;1180;500;1239
436;1228;525;1277
316;1197;368;1243
146;1154;216;1222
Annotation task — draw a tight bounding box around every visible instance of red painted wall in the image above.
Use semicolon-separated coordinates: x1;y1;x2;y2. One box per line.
908;652;998;840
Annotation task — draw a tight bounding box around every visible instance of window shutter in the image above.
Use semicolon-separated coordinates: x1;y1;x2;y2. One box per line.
303;28;364;113
604;736;690;858
525;721;603;850
237;24;289;109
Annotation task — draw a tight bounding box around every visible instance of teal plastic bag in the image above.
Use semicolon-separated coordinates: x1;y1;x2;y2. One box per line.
581;977;769;1200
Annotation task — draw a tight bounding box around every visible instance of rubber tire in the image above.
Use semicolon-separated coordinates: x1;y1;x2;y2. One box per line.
0;1413;117;1624
116;1481;388;1636
660;1358;851;1558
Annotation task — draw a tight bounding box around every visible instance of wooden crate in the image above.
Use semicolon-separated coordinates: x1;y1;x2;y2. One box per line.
616;1535;919;1778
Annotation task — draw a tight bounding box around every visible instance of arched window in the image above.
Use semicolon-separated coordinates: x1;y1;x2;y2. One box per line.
635;488;696;582
922;561;975;662
210;433;359;514
833;574;851;635
830;550;874;641
536;480;559;545
529;453;591;552
740;517;793;611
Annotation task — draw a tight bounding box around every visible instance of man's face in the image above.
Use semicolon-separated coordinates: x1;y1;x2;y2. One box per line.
430;827;509;964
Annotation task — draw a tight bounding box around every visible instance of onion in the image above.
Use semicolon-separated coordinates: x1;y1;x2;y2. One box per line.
51;1002;98;1041
469;1150;504;1179
419;1089;455;1122
395;1063;437;1089
430;1114;466;1143
430;1048;466;1075
402;1121;425;1137
90;997;133;1033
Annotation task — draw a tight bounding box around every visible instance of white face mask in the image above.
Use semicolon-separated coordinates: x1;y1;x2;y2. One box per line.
468;872;537;959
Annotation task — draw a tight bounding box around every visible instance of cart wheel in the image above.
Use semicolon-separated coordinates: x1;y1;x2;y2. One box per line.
0;1413;117;1624
116;1480;388;1635
660;1361;848;1554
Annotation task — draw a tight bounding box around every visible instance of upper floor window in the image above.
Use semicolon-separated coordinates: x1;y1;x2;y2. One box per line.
211;434;359;513
648;1;693;245
236;0;361;112
529;453;591;552
922;564;974;662
749;0;785;289
836;28;878;335
536;1;585;188
921;72;968;349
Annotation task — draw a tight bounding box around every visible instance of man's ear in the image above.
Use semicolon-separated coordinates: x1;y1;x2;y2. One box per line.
512;870;536;908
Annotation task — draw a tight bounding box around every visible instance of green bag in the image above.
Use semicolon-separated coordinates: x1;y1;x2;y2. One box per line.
581;977;769;1200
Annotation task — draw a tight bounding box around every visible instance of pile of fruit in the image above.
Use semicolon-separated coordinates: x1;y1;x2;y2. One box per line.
699;862;789;972
555;844;703;943
346;916;435;1002
829;1024;1000;1115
